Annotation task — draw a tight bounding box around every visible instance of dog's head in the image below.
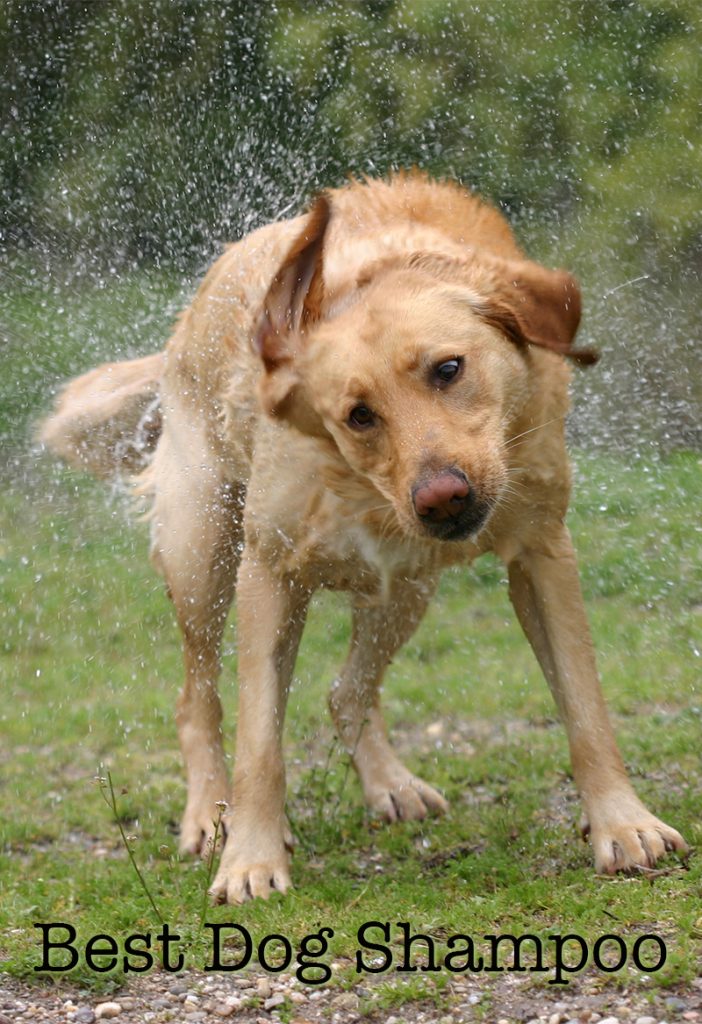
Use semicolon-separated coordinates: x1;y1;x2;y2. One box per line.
255;194;594;542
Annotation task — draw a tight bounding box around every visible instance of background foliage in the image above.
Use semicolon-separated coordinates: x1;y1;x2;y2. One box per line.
2;0;701;275
1;0;700;453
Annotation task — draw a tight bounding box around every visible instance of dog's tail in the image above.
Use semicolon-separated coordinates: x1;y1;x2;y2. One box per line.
37;352;164;478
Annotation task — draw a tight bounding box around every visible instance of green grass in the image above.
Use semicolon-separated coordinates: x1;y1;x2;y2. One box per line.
1;270;700;1007
0;448;700;1004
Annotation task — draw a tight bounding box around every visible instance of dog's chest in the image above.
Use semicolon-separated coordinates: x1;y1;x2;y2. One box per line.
270;498;445;598
248;438;469;595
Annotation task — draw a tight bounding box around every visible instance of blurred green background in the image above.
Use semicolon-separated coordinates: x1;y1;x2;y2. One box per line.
0;0;700;452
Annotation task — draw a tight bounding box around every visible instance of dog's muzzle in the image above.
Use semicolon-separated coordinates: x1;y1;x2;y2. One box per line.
411;468;491;541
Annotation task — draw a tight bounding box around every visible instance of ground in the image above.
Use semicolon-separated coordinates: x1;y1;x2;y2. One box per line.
1;454;700;1023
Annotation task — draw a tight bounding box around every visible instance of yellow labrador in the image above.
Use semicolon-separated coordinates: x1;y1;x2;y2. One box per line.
41;172;686;902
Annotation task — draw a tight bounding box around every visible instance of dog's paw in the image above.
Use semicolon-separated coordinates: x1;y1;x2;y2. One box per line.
178;796;229;858
366;769;449;822
581;797;688;874
209;834;293;904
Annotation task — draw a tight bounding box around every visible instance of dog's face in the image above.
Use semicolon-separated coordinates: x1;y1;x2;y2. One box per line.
296;271;527;541
255;196;586;543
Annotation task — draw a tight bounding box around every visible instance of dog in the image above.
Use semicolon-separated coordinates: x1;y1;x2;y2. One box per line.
40;171;687;903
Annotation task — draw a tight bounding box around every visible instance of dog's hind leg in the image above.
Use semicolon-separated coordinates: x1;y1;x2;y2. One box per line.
329;575;449;822
148;433;244;857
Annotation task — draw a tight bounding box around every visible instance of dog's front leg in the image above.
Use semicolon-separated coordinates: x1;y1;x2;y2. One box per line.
507;523;687;874
209;551;310;904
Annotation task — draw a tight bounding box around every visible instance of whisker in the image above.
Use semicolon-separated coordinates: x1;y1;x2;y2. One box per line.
497;487;521;506
504;416;564;450
380;507;402;542
502;472;526;492
493;494;518;516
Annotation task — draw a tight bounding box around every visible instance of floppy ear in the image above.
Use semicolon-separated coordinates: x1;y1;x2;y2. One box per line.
474;256;597;366
254;194;331;431
404;250;597;365
254;194;330;372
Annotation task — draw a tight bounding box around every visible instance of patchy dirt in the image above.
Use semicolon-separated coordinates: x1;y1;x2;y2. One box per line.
2;967;702;1024
4;716;698;1023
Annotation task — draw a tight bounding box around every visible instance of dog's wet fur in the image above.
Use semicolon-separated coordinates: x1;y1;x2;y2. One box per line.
40;172;686;902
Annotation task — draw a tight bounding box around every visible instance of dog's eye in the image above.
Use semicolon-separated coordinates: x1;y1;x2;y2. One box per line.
348;404;375;430
433;357;463;387
431;356;464;387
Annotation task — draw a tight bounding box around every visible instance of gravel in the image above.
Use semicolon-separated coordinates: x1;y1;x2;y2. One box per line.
2;967;701;1023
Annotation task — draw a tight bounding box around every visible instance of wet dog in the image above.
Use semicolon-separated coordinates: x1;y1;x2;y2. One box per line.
41;172;687;902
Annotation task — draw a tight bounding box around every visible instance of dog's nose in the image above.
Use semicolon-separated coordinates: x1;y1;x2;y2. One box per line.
412;470;471;522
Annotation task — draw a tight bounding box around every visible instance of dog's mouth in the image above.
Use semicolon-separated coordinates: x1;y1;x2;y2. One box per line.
411;468;494;542
415;499;493;541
